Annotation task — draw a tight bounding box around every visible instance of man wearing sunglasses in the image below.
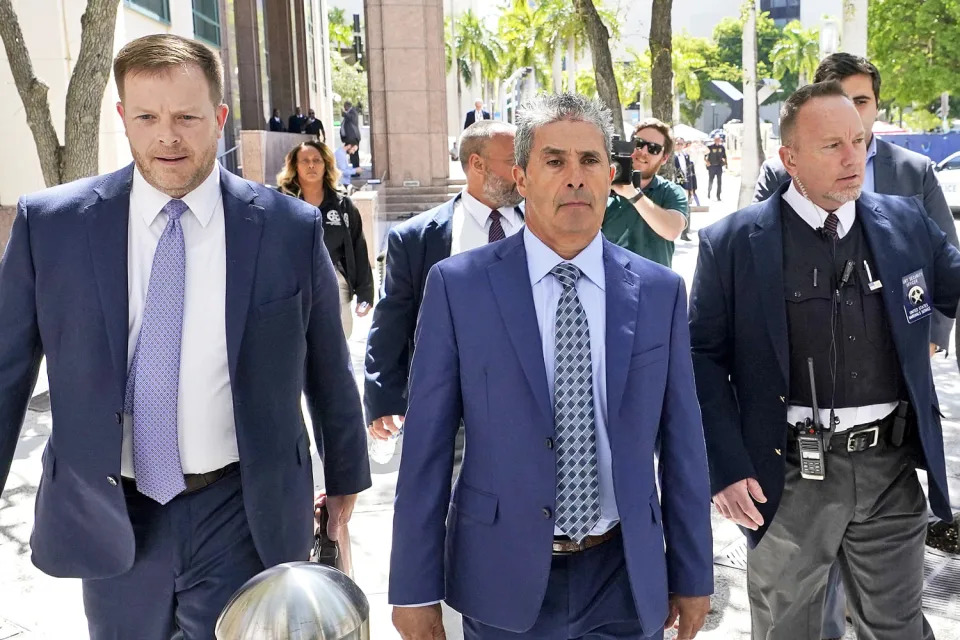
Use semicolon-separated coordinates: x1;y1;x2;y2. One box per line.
601;118;689;268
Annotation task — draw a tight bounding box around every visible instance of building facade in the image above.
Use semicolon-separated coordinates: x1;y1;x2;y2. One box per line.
0;0;336;207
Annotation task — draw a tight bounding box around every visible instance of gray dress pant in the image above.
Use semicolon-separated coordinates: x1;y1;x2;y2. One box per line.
747;434;934;640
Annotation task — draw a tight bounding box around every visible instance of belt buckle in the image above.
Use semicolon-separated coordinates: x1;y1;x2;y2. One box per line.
846;425;880;452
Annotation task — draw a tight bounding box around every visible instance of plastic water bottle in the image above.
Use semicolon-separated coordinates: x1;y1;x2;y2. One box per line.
368;429;402;465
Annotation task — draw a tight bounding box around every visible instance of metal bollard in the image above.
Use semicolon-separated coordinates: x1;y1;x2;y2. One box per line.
215;562;370;640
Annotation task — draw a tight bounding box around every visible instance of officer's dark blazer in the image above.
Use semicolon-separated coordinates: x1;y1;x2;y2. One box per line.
753;139;959;349
690;183;960;547
463;110;491;129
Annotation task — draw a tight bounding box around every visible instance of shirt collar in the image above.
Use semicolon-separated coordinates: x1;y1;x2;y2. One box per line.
782;179;857;236
460;188;520;228
866;134;878;162
524;227;605;292
132;163;221;229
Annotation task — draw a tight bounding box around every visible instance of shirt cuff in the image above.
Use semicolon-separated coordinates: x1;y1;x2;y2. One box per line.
392;601;442;607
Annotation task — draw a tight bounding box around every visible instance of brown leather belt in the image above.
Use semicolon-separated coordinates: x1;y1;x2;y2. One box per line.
122;462;240;499
552;523;621;555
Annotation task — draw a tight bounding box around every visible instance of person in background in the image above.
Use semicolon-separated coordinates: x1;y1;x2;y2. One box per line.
464;99;492;129
268;108;284;132
288;106;307;134
674;138;700;240
704;135;727;201
278;141;374;338
601;118;688;267
335;142;362;190
340;101;362;169
304;108;326;141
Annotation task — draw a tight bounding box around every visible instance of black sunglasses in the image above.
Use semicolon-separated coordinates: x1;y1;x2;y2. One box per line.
633;138;664;155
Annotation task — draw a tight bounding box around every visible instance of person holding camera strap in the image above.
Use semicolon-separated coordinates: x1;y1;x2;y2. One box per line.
601;118;689;268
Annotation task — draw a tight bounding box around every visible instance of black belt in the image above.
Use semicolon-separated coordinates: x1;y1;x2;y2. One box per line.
122;462;239;498
790;411;900;453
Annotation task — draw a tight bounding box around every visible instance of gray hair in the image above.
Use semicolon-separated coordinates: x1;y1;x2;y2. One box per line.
458;120;517;171
514;93;614;170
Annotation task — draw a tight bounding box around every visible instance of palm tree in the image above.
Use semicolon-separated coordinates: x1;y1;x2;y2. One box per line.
497;0;551;89
769;20;820;86
327;8;354;51
739;0;764;208
446;12;501;115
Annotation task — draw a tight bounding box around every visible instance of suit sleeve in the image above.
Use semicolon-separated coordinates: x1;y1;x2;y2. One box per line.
345;198;374;306
363;226;416;424
753;161;781;203
0;198;44;493
304;211;372;496
658;277;714;597
919;161;958;348
388;264;462;604
689;232;757;494
921;198;960;318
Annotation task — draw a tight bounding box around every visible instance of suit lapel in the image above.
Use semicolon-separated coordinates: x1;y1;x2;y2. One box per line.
221;169;264;381
488;235;552;422
85;166;134;400
422;197;456;288
603;242;640;419
872;140;898;195
749;193;789;384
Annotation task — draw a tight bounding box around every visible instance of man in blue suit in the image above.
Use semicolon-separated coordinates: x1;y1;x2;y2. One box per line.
365;120;523;439
691;81;960;639
0;35;370;639
389;93;713;640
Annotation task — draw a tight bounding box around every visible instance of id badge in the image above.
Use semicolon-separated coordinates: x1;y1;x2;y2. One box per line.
902;269;932;324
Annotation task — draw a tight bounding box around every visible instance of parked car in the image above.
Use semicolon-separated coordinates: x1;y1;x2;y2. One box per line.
935;151;960;214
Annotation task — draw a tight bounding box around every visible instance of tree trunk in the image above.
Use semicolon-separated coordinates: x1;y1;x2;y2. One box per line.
567;36;577;93
738;0;764;209
650;0;674;179
573;0;624;135
0;0;118;187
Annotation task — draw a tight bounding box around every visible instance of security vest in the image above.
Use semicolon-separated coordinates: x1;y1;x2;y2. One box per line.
781;202;904;408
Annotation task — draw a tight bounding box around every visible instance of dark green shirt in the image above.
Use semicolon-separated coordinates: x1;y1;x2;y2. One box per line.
601;174;689;268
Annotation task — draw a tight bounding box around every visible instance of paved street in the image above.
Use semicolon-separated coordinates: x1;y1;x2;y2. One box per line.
1;173;959;638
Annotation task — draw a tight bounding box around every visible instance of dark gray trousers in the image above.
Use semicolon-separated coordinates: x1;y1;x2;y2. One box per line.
747;436;934;640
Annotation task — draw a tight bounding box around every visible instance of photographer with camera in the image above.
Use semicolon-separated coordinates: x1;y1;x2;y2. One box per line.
601;118;689;268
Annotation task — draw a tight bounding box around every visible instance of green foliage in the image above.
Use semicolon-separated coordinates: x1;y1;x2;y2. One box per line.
327;8;354;50
902;108;944;132
445;10;501;88
769;20;819;90
710;11;781;89
869;0;960;108
330;50;367;109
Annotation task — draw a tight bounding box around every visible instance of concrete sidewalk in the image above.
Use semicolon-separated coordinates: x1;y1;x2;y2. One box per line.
2;174;959;638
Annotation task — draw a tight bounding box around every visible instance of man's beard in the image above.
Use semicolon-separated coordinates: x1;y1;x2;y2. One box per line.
132;144;216;198
824;186;862;205
482;170;523;207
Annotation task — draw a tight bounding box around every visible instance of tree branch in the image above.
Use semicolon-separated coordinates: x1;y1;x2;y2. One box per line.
0;0;63;187
62;0;120;183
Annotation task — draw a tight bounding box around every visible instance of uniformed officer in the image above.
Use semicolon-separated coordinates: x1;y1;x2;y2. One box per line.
690;81;960;639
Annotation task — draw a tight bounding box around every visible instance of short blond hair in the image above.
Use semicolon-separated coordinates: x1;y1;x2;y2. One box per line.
114;34;224;105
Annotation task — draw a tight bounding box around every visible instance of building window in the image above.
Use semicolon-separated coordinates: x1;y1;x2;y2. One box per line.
305;0;318;96
193;0;221;46
125;0;170;23
760;0;800;23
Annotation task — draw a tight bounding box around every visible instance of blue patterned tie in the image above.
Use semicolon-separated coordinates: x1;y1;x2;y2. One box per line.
124;199;188;504
551;263;600;543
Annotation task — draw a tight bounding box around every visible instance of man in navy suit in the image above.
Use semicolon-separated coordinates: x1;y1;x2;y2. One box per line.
390;93;713;640
691;81;960;639
365;120;523;440
464;99;493;129
0;35;370;639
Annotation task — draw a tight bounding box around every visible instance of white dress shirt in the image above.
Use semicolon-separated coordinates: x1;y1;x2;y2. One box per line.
450;189;523;255
781;180;897;432
122;164;239;477
524;228;619;535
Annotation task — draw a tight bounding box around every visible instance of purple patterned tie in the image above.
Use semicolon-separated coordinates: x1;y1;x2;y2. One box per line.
823;212;839;239
488;210;505;243
124;199;188;504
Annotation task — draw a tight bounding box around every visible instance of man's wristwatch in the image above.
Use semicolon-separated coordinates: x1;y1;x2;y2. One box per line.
628;189;646;204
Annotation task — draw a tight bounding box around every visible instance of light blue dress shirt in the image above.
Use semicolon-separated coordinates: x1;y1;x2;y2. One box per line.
334;146;352;186
523;227;619;535
862;134;878;193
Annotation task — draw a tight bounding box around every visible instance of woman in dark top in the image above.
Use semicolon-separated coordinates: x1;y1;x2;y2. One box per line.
277;140;374;338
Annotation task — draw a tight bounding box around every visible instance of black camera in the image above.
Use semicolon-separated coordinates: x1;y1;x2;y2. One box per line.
611;135;636;185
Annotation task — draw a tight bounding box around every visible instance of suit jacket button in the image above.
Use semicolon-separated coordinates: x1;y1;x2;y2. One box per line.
106;475;119;486
542;507;552;519
545;438;554;449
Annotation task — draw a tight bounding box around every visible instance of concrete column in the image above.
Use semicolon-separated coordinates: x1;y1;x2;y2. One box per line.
234;0;268;130
293;0;311;114
266;0;298;116
365;0;450;186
